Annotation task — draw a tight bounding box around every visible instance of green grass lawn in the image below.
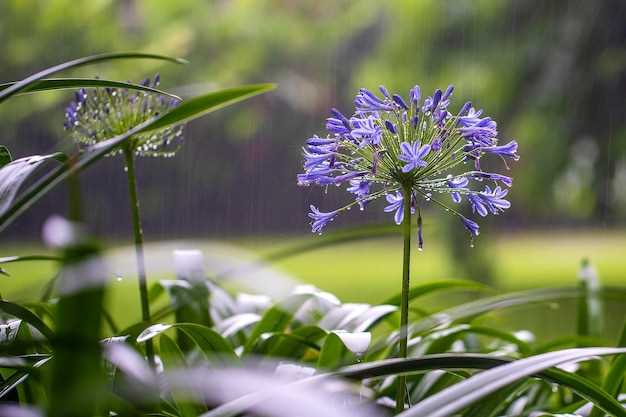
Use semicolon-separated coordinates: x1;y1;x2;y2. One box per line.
2;229;625;329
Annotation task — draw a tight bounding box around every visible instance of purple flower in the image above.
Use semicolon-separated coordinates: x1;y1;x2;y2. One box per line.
302;149;336;170
64;74;183;157
347;179;371;209
392;94;409;110
409;85;421;106
347;179;370;198
399;141;431;173
308;206;338;233
458;107;485;127
431;136;443;151
442;85;454;101
482;140;519;160
350;116;382;147
326;108;351;135
447;176;469;204
354;88;394;112
306;135;336;147
297;82;519;245
461;216;480;237
384;192;405;225
460;119;498;146
411;115;419;129
469;185;511;217
297;166;334;186
474;172;513;187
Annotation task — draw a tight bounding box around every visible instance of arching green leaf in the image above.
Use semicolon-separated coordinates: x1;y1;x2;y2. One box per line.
0;52;185;104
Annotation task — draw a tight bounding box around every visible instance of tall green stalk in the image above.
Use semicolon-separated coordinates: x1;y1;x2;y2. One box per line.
123;146;155;367
395;185;413;413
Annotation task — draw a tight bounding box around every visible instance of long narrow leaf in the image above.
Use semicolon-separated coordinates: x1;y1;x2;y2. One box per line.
0;147;10;168
0;153;66;215
205;352;625;417
140;84;275;132
0;255;61;264
137;323;237;361
395;348;626;417
0;78;180;99
0;301;54;340
0;52;185;104
337;354;626;417
368;287;583;355
590;318;626;417
383;279;491;306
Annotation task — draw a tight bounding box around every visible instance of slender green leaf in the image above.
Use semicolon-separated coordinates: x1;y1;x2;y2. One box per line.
138;323;236;361
463;380;529;417
141;84;275;132
244;306;293;353
590;317;626;417
368;287;583;356
216;313;261;338
0;153;66;215
0;52;185;104
0;78;180;99
535;336;611;353
337;354;626;417
243;294;310;353
383;279;491;306
159;335;204;417
0;355;50;400
423;324;533;355
0;301;54;341
0;255;61;264
317;332;370;369
260;325;326;358
0;147;10;169
394;348;626;417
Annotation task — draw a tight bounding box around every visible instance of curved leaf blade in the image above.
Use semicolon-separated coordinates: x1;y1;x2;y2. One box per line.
0;301;54;341
395;348;626;417
137;323;236;361
0;147;10;169
383;279;491;306
0;153;65;215
141;83;276;132
0;52;185;104
0;255;61;264
337;354;626;417
0;78;181;100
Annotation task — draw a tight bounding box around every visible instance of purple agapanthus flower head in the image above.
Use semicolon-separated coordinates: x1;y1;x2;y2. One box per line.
297;83;519;244
64;74;184;157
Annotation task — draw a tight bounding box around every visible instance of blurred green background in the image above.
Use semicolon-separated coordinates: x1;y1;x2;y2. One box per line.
1;0;625;304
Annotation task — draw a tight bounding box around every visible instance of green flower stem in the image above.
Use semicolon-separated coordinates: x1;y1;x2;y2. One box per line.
395;184;413;413
123;146;155;367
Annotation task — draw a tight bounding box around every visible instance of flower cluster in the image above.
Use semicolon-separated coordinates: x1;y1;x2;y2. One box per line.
64;75;184;157
298;84;519;245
